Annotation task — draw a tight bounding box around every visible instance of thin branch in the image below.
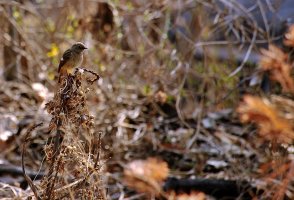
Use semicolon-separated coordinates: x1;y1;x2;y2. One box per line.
21;123;43;200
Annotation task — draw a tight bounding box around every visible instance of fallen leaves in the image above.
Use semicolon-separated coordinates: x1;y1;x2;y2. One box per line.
259;45;294;93
124;158;207;199
124;158;169;196
238;95;294;144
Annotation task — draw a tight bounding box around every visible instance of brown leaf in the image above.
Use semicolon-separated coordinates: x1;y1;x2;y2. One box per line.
237;95;294;144
284;25;294;47
259;45;294;93
124;158;169;196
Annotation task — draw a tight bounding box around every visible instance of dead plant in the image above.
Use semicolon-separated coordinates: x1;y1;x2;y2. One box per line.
41;68;105;200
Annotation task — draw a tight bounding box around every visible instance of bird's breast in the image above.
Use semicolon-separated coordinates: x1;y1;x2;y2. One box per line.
60;53;83;74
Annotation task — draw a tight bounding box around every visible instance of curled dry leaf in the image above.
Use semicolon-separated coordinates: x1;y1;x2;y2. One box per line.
237;95;294;144
259;45;294;93
124;158;169;196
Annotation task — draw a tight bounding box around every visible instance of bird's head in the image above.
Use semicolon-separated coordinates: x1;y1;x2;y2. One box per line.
71;42;87;53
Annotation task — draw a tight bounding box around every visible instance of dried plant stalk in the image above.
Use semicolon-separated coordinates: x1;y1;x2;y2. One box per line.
42;68;105;199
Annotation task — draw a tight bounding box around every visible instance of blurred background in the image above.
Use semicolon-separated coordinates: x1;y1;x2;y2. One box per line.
0;0;294;199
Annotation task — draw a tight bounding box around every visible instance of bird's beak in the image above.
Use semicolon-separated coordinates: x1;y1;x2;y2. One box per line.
83;46;88;49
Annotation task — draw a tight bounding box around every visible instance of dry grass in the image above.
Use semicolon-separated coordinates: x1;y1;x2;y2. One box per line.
0;0;293;199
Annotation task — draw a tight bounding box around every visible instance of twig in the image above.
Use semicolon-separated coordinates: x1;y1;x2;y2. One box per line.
94;132;102;169
54;178;85;194
45;113;65;199
21;123;43;200
175;62;192;129
76;67;101;84
0;164;45;179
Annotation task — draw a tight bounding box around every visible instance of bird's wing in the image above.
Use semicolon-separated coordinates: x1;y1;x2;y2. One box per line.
58;49;72;72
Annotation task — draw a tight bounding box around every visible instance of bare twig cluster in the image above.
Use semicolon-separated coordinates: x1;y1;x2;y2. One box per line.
38;68;105;199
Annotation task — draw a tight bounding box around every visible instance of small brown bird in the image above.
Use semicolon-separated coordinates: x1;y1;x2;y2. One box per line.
58;42;87;82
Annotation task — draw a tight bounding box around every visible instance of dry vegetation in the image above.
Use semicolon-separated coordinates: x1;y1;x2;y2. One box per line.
0;0;293;199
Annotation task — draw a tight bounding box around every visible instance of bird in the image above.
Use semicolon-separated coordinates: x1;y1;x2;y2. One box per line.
58;42;87;83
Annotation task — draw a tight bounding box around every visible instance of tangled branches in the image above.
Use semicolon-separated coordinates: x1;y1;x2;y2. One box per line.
41;68;104;199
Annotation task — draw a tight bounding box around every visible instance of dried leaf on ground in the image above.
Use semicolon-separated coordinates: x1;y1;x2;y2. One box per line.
124;158;169;196
259;45;294;93
237;95;294;144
